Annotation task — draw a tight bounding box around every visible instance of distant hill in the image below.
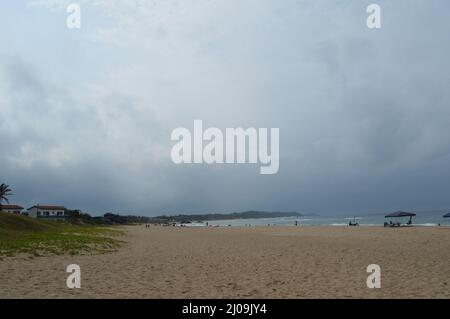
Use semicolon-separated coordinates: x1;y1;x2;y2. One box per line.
152;211;302;223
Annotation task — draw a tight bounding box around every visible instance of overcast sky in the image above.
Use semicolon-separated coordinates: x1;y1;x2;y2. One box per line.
1;0;449;216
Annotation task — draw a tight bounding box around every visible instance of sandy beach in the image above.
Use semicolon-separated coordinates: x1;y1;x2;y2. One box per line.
0;225;449;299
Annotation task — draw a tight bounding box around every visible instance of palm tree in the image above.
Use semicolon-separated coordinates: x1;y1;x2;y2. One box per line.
0;183;13;212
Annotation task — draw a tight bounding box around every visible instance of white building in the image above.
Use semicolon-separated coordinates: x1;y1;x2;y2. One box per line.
1;205;24;214
27;205;67;219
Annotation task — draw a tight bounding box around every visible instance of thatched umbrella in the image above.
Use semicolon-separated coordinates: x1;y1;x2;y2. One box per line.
385;211;416;227
385;211;417;218
444;213;450;218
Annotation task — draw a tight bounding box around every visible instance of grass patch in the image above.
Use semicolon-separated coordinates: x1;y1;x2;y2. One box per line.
0;212;125;258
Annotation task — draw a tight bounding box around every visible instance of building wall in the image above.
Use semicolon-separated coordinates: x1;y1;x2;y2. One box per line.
2;209;22;214
28;208;66;218
28;207;38;218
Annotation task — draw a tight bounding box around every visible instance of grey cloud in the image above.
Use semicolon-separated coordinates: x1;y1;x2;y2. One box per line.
1;0;450;215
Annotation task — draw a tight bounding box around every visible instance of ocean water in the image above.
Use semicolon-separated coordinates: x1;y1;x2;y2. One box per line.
185;211;450;227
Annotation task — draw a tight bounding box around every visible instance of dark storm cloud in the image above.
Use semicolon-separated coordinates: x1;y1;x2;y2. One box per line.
1;0;450;215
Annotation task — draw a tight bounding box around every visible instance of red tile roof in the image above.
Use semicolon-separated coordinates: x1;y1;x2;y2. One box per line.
28;205;66;211
1;205;24;210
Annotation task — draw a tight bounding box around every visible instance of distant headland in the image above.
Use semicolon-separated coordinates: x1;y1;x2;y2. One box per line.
151;211;302;224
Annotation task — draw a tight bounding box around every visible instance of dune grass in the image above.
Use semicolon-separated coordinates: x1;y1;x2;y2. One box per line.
0;212;125;258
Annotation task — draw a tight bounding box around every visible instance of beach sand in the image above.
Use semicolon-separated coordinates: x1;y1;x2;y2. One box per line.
0;225;449;298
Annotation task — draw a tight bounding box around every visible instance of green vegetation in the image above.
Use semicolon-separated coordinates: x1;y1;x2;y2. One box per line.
0;212;124;259
66;211;303;225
